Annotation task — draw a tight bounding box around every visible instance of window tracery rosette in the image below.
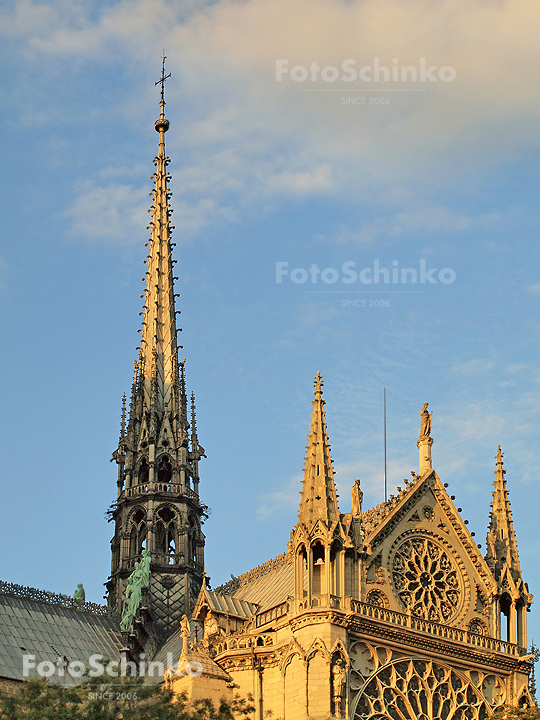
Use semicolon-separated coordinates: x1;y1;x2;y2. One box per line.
352;659;491;720
389;531;469;624
366;589;389;609
468;617;488;636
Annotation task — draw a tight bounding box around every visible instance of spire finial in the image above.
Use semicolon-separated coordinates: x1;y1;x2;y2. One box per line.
156;55;171;111
314;371;323;396
155;56;171;134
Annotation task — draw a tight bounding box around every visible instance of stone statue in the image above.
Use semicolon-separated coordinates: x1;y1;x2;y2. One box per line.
73;583;85;605
139;549;151;587
332;657;347;717
180;614;191;655
351;479;363;518
120;553;151;632
419;402;432;439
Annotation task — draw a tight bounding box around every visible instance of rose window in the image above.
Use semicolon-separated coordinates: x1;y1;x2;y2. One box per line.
391;537;461;622
353;659;490;720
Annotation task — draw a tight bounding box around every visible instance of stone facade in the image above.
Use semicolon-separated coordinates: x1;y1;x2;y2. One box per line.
166;376;533;719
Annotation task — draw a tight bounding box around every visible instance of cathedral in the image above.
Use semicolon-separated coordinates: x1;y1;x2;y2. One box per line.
0;69;535;719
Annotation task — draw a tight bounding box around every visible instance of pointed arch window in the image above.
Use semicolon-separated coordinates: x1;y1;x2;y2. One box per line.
296;545;308;599
330;540;343;596
156;506;177;565
188;515;199;565
138;458;149;486
311;541;325;596
157;455;173;485
129;508;147;559
499;592;514;642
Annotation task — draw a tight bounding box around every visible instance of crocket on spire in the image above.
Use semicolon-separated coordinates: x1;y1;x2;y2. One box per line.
108;60;206;634
297;372;340;529
485;445;521;581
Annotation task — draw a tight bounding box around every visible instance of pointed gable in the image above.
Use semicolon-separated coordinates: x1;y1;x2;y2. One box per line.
361;469;497;629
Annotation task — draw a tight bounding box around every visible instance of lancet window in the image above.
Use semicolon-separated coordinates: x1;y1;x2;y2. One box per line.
129;508;147;559
187;515;199;565
138;457;149;486
157;455;173;485
156;506;177;564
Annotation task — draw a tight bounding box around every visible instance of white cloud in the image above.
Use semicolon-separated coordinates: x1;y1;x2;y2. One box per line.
6;0;540;240
65;179;236;243
257;473;302;519
527;283;540;295
65;183;148;243
6;2;540;169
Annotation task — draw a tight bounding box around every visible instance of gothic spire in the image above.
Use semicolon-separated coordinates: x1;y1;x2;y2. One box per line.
297;372;340;528
108;63;206;636
135;57;182;423
485;445;521;580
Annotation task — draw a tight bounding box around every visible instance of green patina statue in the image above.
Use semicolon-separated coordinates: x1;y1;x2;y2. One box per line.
73;583;85;605
120;550;151;632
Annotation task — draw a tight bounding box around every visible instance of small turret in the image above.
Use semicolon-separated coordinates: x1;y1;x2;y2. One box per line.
289;374;356;611
485;446;532;648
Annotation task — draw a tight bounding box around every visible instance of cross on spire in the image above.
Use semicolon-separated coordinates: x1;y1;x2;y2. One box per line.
155;54;171;104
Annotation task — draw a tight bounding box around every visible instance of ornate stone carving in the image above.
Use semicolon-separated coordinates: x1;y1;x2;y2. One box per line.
0;580;109;615
353;659;490;720
468;617;488;636
391;536;461;622
366;589;389;609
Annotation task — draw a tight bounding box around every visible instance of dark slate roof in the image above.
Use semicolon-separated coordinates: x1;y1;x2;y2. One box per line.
203;589;258;619
232;560;294;611
0;582;123;686
152;625;186;672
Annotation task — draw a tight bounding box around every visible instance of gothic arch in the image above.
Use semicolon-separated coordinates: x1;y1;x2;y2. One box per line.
306;637;330;663
128;507;147;558
284;652;306;720
137;456;150;485
307;645;331;718
157;454;173;485
280;637;306;674
330;638;349;666
187;513;200;564
155;505;178;563
352;658;491;720
128;506;146;524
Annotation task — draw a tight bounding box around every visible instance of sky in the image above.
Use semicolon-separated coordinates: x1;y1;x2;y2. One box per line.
0;0;539;644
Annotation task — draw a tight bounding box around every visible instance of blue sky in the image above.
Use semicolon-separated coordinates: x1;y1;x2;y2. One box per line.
0;0;539;644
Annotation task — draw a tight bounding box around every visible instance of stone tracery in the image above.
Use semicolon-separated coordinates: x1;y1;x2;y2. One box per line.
353;659;491;720
391;536;461;622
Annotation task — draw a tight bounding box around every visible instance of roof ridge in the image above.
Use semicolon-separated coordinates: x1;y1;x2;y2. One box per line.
216;551;292;593
0;580;110;616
